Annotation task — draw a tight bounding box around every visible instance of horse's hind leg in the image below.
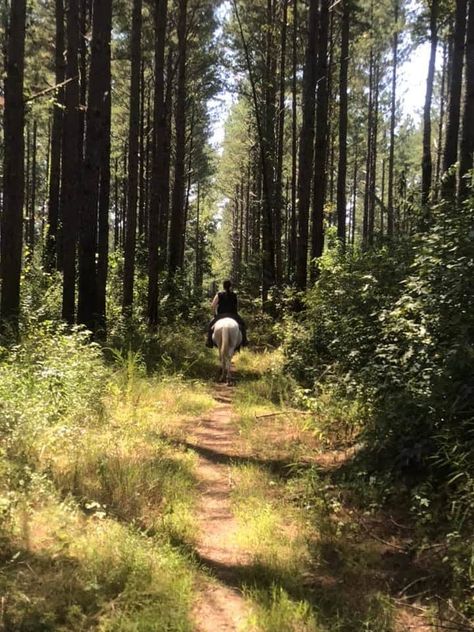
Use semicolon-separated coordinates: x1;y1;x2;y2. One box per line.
226;355;233;385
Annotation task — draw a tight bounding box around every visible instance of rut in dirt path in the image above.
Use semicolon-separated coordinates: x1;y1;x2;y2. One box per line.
191;384;251;632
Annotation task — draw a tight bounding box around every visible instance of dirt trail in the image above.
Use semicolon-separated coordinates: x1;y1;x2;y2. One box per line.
192;384;250;632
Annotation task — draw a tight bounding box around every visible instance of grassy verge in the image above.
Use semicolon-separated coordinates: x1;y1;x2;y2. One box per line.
230;350;439;632
0;325;214;630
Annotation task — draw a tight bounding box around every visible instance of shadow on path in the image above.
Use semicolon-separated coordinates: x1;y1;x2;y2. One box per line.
164;434;319;481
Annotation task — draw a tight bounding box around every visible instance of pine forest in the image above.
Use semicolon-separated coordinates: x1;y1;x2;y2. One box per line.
0;0;473;629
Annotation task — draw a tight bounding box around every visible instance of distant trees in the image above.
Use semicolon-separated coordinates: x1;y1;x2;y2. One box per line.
1;0;474;333
218;0;474;300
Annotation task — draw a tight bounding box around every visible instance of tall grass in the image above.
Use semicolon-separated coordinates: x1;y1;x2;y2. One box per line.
0;323;212;629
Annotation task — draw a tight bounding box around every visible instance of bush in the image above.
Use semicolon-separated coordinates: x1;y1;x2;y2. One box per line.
282;196;474;608
283;242;412;390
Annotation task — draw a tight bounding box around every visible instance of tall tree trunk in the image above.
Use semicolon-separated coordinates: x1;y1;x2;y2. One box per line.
368;62;380;246
96;2;112;335
195;183;202;290
0;0;26;333
288;0;298;279
442;0;467;198
60;0;81;323
275;0;288;287
29;120;37;252
311;0;330;273
459;0;474;198
262;0;277;302
421;0;439;210
182;102;195;268
295;0;318;290
78;0;89;159
245;162;251;264
147;0;168;327
122;0;142;312
25;123;31;248
114;157;119;250
363;48;374;246
138;61;146;239
121;143;128;248
337;0;350;247
351;149;358;245
387;0;399;236
169;0;188;276
78;0;113;332
143;87;152;245
45;0;65;270
435;39;448;199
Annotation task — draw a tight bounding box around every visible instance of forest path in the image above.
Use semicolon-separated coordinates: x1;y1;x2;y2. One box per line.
191;383;250;632
187;355;435;632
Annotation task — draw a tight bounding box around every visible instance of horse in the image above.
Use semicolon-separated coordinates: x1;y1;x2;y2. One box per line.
212;317;242;384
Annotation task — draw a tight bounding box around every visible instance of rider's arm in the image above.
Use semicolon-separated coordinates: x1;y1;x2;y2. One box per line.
211;293;219;314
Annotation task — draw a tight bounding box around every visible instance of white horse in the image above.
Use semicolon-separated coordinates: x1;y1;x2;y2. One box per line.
212;317;242;384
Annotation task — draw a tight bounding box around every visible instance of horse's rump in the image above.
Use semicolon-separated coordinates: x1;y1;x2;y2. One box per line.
212;317;242;383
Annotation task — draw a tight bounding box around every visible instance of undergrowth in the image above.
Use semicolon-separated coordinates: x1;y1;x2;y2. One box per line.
0;322;213;630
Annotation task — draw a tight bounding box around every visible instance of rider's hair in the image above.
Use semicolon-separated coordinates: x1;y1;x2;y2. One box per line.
223;279;232;293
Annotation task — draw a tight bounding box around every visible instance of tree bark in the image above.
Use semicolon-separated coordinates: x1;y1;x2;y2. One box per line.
421;0;439;210
45;0;65;270
138;61;146;240
61;0;81;324
77;0;113;332
336;0;350;247
368;62;380;245
147;0;169;327
195;183;202;290
169;0;188;276
363;48;374;246
387;0;399;236
295;0;319;290
435;40;448;199
459;0;474;198
311;0;330;272
96;3;112;335
442;0;467;198
275;0;288;286
0;0;26;333
288;0;298;279
29;119;38;252
262;0;277;301
123;0;142;312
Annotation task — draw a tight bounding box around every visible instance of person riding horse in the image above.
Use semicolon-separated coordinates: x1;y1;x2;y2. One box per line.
206;280;248;348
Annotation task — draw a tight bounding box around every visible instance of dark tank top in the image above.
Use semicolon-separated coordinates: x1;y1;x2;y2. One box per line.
217;291;238;314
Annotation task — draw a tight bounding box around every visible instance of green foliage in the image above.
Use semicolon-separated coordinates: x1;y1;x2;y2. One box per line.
0;321;208;629
283;196;474;609
366;199;474;474
283;242;412;388
0;323;107;475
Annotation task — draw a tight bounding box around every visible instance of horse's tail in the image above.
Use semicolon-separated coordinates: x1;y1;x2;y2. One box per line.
220;322;230;361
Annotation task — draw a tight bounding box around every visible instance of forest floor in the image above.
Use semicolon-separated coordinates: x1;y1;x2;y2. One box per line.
1;346;453;631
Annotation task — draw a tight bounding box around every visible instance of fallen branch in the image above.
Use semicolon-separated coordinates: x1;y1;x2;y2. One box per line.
356;517;408;553
255;410;313;419
398;575;432;597
434;596;474;629
25;76;78;103
389;515;413;531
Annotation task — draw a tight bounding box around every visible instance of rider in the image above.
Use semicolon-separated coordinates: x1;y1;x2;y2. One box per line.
206;280;248;348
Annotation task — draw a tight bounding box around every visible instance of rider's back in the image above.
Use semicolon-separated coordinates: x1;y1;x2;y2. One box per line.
217;290;237;314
